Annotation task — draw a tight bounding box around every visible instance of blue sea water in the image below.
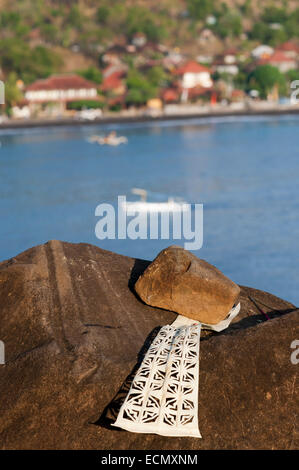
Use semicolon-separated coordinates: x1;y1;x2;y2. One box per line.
0;114;298;305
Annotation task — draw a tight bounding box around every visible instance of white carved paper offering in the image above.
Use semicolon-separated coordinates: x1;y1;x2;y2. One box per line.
113;323;202;438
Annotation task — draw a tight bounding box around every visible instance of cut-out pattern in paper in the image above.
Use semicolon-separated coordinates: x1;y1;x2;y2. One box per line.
113;323;202;438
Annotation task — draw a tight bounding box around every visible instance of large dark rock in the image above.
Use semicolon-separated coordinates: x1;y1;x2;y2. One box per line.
135;245;240;324
0;240;298;450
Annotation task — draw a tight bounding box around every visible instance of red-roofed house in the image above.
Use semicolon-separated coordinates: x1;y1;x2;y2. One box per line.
161;88;179;103
258;51;297;73
173;61;213;102
276;42;299;59
102;64;127;79
174;61;213;89
101;71;126;94
25;74;99;116
101;72;125;95
101;65;127;96
25;75;98;103
100;65;127;108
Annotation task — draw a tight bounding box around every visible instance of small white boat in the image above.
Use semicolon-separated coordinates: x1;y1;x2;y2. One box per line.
120;188;188;213
122;200;188;213
98;135;128;146
87;131;127;146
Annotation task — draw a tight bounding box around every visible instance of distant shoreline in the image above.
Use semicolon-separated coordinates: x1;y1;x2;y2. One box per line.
1;105;299;130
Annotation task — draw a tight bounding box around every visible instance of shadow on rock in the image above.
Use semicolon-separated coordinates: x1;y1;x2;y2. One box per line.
128;258;150;293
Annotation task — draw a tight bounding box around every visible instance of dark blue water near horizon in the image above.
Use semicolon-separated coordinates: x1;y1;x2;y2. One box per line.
0;114;298;305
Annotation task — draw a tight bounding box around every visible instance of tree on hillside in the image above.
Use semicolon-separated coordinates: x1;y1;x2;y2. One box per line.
68;5;82;30
126;69;157;106
125;7;166;42
240;0;252;16
0;11;21;28
4;72;23;111
78;67;102;85
250;21;287;45
96;6;110;25
248;65;286;99
286;69;299;83
251;5;298;42
147;66;169;88
284;8;299;38
28;46;62;83
187;0;214;21
0;39;62;84
261;6;288;24
213;12;242;38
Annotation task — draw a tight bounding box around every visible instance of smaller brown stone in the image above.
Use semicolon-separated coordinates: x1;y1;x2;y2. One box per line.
135;245;240;324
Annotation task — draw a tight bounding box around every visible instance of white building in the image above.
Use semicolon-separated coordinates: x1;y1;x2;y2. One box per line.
25;75;98;104
251;45;274;60
174;61;213;89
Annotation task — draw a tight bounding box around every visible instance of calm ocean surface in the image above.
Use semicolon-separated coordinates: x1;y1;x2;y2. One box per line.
0;114;298;305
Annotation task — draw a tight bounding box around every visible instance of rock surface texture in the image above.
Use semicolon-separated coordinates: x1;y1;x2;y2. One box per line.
0;240;298;450
135;245;241;324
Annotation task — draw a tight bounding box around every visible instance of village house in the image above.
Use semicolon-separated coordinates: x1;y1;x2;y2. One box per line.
25;75;98;116
163;49;183;69
258;50;297;73
101;64;127;95
161;88;180;104
251;45;274;60
131;32;147;48
101;44;129;66
198;28;217;44
101;72;126;96
230;89;246;103
276;41;299;60
213;61;239;76
196;54;213;64
174;61;213;89
222;49;238;64
173;61;213;103
213;49;239;76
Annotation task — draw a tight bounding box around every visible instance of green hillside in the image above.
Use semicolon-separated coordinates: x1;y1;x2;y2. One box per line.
0;0;299;82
